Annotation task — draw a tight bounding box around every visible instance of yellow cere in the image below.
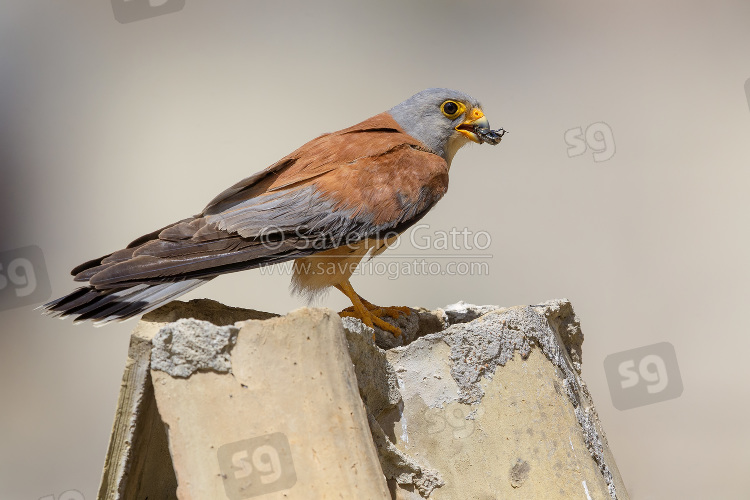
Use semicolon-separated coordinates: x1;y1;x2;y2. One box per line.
467;108;484;121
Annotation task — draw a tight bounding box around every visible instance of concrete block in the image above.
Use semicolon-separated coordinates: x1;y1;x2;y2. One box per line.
98;298;628;500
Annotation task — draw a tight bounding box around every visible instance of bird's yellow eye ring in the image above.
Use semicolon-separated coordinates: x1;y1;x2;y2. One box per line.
441;100;465;119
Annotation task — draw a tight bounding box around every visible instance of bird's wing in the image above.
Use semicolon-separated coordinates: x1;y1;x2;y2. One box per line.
74;113;449;289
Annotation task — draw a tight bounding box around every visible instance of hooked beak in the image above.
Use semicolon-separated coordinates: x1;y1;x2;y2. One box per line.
455;108;490;144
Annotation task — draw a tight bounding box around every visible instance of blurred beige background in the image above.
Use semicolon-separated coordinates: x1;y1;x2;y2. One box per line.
1;1;748;499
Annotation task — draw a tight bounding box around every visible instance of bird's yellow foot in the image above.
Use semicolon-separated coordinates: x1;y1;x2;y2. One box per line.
339;308;402;337
346;297;411;319
357;299;412;321
335;280;410;339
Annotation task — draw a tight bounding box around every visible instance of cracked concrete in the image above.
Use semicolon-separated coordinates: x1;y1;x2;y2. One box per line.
104;298;628;500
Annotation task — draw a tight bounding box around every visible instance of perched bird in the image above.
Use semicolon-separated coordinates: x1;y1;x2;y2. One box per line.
43;88;505;335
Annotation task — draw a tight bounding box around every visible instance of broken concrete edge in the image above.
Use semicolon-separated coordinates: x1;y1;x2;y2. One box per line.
97;333;152;499
358;299;620;500
98;317;182;500
145;297;285;377
367;412;444;497
142;298;620;499
434;301;617;500
528;302;616;500
341;316;448;496
146;297;475;379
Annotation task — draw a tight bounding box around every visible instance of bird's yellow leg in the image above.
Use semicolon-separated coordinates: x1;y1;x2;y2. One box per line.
335;281;402;337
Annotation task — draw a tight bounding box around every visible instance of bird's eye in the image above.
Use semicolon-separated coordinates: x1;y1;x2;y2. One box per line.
441;100;464;119
443;101;458;115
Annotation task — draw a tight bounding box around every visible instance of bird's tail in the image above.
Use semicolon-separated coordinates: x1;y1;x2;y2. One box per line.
41;278;210;326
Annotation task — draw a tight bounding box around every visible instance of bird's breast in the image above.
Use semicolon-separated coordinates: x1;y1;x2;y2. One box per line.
289;234;399;298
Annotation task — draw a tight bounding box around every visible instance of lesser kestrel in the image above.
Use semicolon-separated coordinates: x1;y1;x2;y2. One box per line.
43;88;505;336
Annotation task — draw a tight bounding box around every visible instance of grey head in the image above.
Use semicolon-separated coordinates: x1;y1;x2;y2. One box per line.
388;88;496;166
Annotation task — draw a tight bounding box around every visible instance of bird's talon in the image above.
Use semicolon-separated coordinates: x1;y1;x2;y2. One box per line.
371;314;402;337
338;308;401;337
343;301;411;320
385;305;412;319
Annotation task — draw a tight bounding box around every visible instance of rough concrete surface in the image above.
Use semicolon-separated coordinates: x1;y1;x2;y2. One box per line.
151;319;239;378
100;298;628;500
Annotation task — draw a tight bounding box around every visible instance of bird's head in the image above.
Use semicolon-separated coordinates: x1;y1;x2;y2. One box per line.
388;88;505;166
